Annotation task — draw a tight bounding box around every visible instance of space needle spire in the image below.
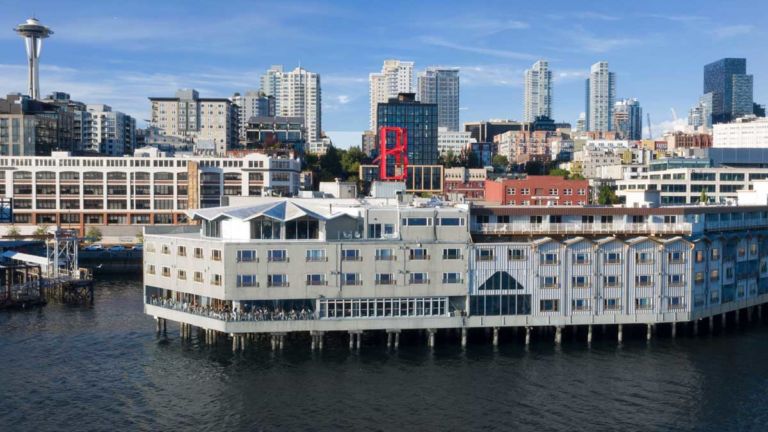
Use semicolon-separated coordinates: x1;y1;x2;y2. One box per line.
14;17;54;100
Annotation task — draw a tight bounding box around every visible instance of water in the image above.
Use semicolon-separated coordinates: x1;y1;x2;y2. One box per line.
1;278;767;431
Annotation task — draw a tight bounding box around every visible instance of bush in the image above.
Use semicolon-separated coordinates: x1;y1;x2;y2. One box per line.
33;225;49;236
5;225;20;237
85;226;103;243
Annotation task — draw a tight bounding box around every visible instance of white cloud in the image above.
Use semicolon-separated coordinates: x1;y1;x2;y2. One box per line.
553;70;589;83
712;24;754;39
420;36;537;60
456;65;524;87
336;95;350;105
652;118;689;138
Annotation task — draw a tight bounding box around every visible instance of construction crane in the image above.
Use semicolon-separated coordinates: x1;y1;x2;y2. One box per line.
670;108;678;122
647;113;653;139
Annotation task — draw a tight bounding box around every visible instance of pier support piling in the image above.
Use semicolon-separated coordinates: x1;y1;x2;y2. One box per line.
693;320;699;336
735;309;740;326
617;324;623;344
647;324;652;341
722;312;727;329
555;326;562;345
587;325;593;344
671;322;677;339
709;316;714;333
427;329;436;348
525;327;531;347
492;327;499;347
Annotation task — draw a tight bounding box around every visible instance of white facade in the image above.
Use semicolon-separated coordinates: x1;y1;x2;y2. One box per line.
713;116;768;148
437;127;474;157
586;61;616;132
418;67;460;131
524;60;553;122
232;91;275;142
275;67;322;142
83;104;136;156
369;60;414;130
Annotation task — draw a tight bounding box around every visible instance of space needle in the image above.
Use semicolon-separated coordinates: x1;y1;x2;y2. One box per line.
14;17;54;100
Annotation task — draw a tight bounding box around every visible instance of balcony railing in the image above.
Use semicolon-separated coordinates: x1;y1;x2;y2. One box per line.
475;222;692;236
704;219;768;231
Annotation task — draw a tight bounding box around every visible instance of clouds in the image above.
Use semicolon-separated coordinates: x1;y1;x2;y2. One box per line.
711;24;754;39
420;36;537;61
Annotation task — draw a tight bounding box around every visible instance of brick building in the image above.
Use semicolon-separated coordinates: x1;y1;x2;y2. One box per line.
484;176;589;206
444;167;487;200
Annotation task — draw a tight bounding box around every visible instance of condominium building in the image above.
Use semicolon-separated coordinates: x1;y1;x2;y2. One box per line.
524;60;553;122
464;119;524;143
0;93;75;156
275;67;322;142
494;130;552;165
143;196;768;343
418;67;460;131
613;98;642;140
437;127;474;157
369;60;414;131
713;116;768;148
484;176;589;206
585;61;616;132
444;167;487;201
243;116;305;154
0;150;301;228
149;89;237;156
232;91;276;144
82;104;136;156
376;93;438;166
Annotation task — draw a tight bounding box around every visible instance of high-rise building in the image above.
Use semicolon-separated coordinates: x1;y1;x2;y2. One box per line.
689;92;714;132
369;60;414;130
149;89;237;155
14;18;53;100
523;60;553;122
613;98;642;140
260;66;322;142
703;58;754;124
585;61;616;132
232;91;276;144
83;104;136;156
376;93;438;168
418;67;460;131
437;127;474;157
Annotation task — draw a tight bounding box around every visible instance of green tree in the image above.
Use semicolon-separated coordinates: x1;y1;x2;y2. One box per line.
491;154;509;170
597;185;620;205
33;224;49;236
524;160;546;175
319;145;344;181
548;168;570;178
341;146;368;178
5;225;20;237
85;226;103;243
439;150;460;168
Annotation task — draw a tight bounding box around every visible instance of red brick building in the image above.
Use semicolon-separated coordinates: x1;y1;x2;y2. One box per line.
444;167;487;200
484;176;590;206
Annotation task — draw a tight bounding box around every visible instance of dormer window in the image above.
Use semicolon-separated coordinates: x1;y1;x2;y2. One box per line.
203;219;221;238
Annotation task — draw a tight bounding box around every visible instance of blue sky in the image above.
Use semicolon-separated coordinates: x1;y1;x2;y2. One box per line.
0;0;765;148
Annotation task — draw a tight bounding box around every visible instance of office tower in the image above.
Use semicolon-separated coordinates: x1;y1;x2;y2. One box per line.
369;60;414;130
689;93;714;131
149;89;237;155
260;66;322;142
418;67;460;131
585;61;616;132
232;91;276;143
613;98;642;140
704;58;754;124
376;93;438;168
14;18;53;100
524;60;553;122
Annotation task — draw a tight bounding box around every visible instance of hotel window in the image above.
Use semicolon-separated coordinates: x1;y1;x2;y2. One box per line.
375;248;395;261
477;249;494;261
161;244;170;255
530;215;543;224
268;249;288;262
402;217;431;226
564;188;573;196
305;249;326;262
267;274;288;287
508;248;525;260
541;253;558;265
695;250;705;262
341;273;360;286
635;298;653;309
193;272;203;282
409;272;428;284
368;223;394;239
541;276;558;288
694;272;705;284
573;253;590;264
549;188;558;195
578;189;586;195
237;274;257;287
409;248;429;260
750;243;758;255
443;248;461;260
376;273;395;285
237;250;257;262
285;218;320;240
669;251;684;263
211;274;222;286
540;299;559;312
438;217;464;226
177;270;186;280
738;247;746;258
604;298;621;310
250;218;282;240
710;269;719;281
636;252;653;264
604;275;620;287
572;299;590;311
636;275;653;286
147;265;156;275
572;276;589;288
710;248;720;261
669;274;684;286
177;246;186;257
306;274;326;286
710;290;720;303
211;249;222;261
605;252;621;263
341;249;361;261
161;267;171;277
521;188;530;195
507;188;516;195
442;272;461;283
194;248;203;259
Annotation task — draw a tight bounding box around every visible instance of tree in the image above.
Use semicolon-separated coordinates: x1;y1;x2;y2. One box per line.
597;185;620;205
460;149;482;168
548;168;570;178
524;160;546;175
341;146;368;178
318;145;344;181
33;225;49;236
491;154;509;171
439;151;460;168
85;226;103;243
5;225;20;238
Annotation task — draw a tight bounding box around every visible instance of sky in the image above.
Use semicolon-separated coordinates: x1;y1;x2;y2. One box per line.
0;0;766;148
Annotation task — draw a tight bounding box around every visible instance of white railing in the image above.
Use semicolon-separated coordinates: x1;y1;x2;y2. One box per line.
474;222;693;235
705;219;768;231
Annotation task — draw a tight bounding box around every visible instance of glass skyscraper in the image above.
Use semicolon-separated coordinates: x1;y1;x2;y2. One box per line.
376;93;438;174
703;58;753;124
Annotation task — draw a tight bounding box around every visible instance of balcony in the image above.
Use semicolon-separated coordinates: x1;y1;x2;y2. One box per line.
705;219;768;232
475;222;692;236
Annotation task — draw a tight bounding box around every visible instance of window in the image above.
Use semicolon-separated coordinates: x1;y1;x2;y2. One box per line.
161;267;171;277
375;248;395;261
194;248;203;259
376;273;395;285
211;249;222;261
237;274;258;287
211;274;222;286
342;273;360;286
695;250;705;263
285;218;319;240
306;274;326;286
694;272;705;284
147;265;156;275
250;218;281;239
161;244;170;255
508;249;525;260
540;299;559;312
305;249;326;262
541;276;558;288
438;217;464;226
711;248;720;261
573;253;590;264
267;274;288;287
203;220;221;238
604;275;620;287
237;250;257;262
521;188;530;195
669;274;684;286
268;249;287;262
194;272;203;282
636;252;653;264
668;251;684;263
403;217;431;226
409;272;428;284
710;269;719;281
409;248;428;260
572;299;590;311
177;270;187;280
507;188;516;195
177;246;187;257
572;276;589;288
669;297;684;309
477;249;494;261
443;248;461;260
442;272;461;283
541;253;558;265
368;223;395;238
341;249;361;261
635;298;653;309
750;243;758;255
604;298;621;310
636;275;653;286
601;252;620;264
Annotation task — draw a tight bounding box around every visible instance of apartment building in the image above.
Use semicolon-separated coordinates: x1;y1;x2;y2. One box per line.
444;167;487;200
484;176;589;206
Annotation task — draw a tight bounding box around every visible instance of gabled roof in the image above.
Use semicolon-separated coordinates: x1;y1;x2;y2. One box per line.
190;200;358;223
